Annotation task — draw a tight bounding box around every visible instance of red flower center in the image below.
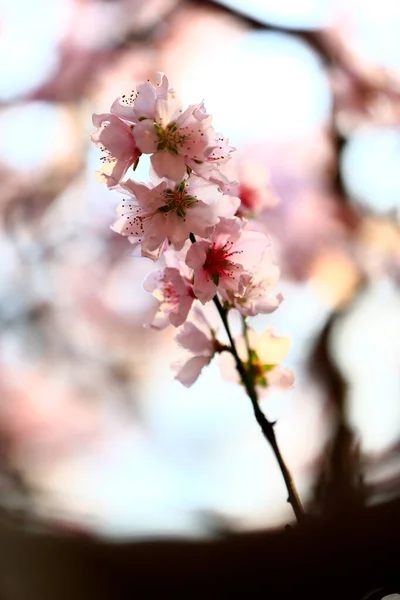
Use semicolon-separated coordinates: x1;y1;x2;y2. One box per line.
203;242;242;285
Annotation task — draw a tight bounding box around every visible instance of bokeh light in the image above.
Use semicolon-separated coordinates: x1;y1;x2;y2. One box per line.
0;0;399;547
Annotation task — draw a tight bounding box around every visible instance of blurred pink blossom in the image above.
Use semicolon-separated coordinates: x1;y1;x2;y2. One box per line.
173;309;220;387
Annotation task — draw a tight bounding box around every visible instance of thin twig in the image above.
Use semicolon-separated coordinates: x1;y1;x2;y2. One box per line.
215;297;305;522
189;232;305;522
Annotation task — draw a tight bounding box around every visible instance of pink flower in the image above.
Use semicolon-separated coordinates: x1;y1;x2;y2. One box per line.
211;159;279;217
220;248;283;316
111;176;239;260
133;101;219;181
221;328;294;392
185;217;271;304
111;180;168;261
143;267;195;329
236;162;278;217
110;73;179;124
173;309;221;387
91;113;141;187
187;132;236;182
109;74;234;182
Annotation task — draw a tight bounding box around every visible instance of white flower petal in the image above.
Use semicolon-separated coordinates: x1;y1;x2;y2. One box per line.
174;355;211;387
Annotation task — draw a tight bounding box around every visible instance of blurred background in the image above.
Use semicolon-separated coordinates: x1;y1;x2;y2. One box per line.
0;0;400;541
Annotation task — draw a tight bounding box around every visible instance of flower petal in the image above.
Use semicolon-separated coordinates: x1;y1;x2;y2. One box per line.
258;329;291;364
176;322;212;354
174;355;211;387
267;367;294;390
133;120;158;153
151;151;187;181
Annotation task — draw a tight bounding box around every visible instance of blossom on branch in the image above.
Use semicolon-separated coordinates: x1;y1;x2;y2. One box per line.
242;328;294;391
220;248;283;316
92;72;292;393
143;267;195;329
173;309;224;387
134;101;218;181
221;328;294;392
92;73;236;185
110;73;179;124
187;132;236;184
111;176;239;260
186;217;271;304
91;113;140;187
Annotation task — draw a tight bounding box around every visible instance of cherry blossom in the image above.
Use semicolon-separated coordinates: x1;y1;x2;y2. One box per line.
186;217;271;304
187;132;236;184
173;309;223;387
235;161;279;217
143;267;195;329
91;113;141;187
134;100;218;181
222;328;294;392
242;328;294;391
110;73;179;124
211;159;278;217
220;248;284;316
92;72;297;518
95;73;236;184
111;176;240;260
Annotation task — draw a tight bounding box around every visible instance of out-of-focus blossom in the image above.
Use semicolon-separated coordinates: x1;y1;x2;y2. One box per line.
222;328;294;393
245;328;294;391
236;163;279;217
215;157;279;217
143;267;195;329
186;217;270;303
0;365;101;463
319;24;400;133
356;218;400;284
173;309;222;387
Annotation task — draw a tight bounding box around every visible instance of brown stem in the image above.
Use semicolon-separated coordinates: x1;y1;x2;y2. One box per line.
251;402;305;523
189;232;304;522
213;296;305;523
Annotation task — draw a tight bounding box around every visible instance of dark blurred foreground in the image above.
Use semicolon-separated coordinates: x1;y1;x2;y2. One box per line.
0;498;399;600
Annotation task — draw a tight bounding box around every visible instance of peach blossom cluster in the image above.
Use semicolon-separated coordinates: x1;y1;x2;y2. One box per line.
92;74;292;389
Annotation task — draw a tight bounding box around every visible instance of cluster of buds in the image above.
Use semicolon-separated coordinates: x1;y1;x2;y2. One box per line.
92;73;293;391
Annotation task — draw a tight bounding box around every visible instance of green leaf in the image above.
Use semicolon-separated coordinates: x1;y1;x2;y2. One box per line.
249;349;259;363
262;364;276;372
258;375;268;388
